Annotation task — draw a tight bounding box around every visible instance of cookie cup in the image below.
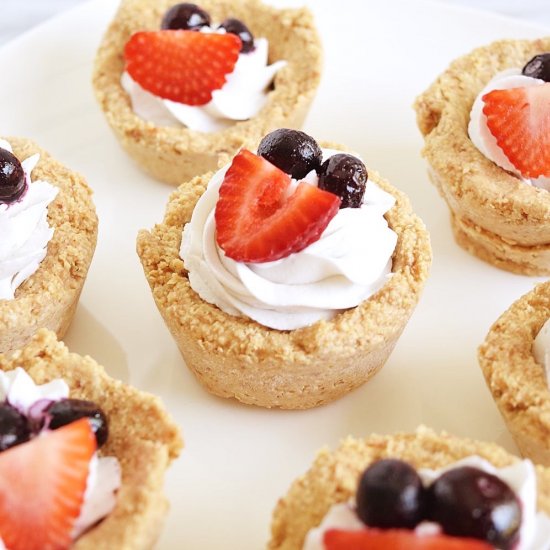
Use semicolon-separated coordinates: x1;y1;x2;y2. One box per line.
414;37;550;275
136;147;431;409
93;0;322;185
0;138;98;355
479;281;550;466
0;329;182;549
268;427;550;549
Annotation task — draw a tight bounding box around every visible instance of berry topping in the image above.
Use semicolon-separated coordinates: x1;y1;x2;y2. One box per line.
323;528;493;550
522;53;550;82
0;148;26;204
0;418;96;550
318;153;368;208
356;458;426;529
218;18;255;53
215;149;340;263
0;403;30;452
46;398;109;448
482;83;550;178
161;2;211;30
124;30;241;106
427;466;521;549
257;129;323;179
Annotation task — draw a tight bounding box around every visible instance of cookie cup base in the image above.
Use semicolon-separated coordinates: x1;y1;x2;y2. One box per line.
479;281;550;467
137;153;431;410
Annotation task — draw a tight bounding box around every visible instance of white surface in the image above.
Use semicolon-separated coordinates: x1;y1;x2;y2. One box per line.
1;0;550;45
0;0;549;548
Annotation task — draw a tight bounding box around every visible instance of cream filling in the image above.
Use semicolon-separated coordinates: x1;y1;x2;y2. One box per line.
534;318;550;382
0;368;121;545
468;68;550;190
121;34;286;133
180;148;397;331
0;139;58;301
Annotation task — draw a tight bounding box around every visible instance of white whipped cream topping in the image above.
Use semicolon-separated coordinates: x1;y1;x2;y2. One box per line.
534;318;550;383
0;139;58;301
121;32;286;133
180;148;397;331
0;368;121;544
304;456;550;550
468;68;550;191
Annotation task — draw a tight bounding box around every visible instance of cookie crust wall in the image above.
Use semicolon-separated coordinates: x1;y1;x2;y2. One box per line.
414;38;550;275
137;143;431;409
0;138;98;354
93;0;322;185
0;330;183;549
268;428;550;549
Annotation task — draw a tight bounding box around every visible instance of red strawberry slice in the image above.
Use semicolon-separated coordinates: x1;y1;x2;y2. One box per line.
215;149;341;263
0;418;96;550
124;30;241;106
482;83;550;178
323;528;493;550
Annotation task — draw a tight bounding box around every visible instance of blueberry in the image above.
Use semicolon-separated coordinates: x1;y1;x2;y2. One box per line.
218;18;255;53
0;403;31;451
0;148;26;205
161;3;211;31
257;129;323;179
46;399;109;448
427;466;521;549
522;53;550;82
356;459;427;529
318;153;367;208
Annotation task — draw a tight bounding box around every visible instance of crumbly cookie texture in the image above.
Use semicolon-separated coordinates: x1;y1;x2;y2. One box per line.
479;281;550;466
414;38;550;275
93;0;322;185
136;142;432;409
0;137;98;355
0;329;182;550
268;427;550;550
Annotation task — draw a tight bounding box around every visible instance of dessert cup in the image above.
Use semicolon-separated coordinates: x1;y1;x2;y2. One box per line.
93;0;322;185
414;37;550;275
136;142;431;410
0;329;182;549
479;281;550;466
268;426;550;549
0;137;97;355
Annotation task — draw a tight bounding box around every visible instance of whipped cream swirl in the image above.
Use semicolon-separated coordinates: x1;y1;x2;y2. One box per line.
534;318;550;382
180;149;398;331
468;68;550;191
122;31;286;133
0;368;121;546
304;456;550;550
0;139;58;301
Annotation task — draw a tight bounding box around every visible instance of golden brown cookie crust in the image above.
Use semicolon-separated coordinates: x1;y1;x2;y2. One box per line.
93;0;322;185
414;38;550;275
268;427;550;550
136;143;432;409
0;329;182;550
0;138;98;355
479;281;550;466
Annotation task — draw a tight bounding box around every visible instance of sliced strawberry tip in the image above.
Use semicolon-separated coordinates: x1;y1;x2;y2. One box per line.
323;528;494;550
124;30;241;106
482;83;550;179
0;418;96;550
215;149;341;263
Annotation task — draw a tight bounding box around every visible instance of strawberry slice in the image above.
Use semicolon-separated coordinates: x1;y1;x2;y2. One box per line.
482;83;550;178
124;30;241;105
0;418;96;550
215;149;341;263
323;528;493;550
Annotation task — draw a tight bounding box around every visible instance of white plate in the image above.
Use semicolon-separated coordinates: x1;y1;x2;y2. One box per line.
0;0;549;548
